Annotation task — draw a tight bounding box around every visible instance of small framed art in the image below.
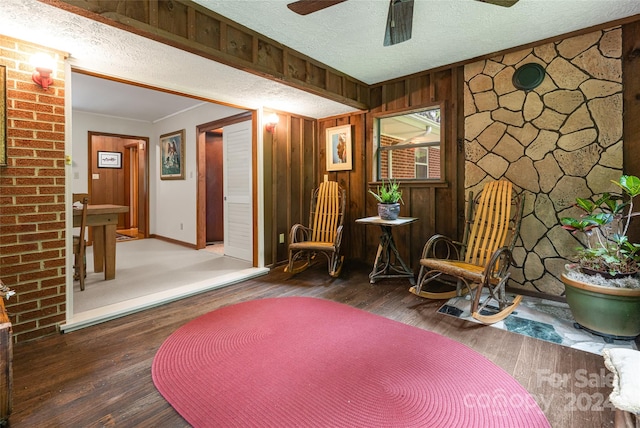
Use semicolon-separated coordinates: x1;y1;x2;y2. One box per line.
97;151;122;169
326;124;352;172
160;129;185;180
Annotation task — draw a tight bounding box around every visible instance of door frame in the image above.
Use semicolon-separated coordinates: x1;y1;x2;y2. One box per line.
88;131;150;237
196;111;256;257
123;141;139;231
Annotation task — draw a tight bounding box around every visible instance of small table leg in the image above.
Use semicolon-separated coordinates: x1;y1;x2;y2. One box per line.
93;225;105;273
104;224;117;280
91;224;117;281
368;225;415;285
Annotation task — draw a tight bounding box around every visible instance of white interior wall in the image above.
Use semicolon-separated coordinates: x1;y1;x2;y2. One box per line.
152;103;247;245
73;103;248;246
71;111;154;194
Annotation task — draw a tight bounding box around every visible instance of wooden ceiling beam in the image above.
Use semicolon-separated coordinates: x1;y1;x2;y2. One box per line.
40;0;370;110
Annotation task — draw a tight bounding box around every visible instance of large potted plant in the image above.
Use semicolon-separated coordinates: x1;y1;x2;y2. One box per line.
560;174;640;341
369;179;404;220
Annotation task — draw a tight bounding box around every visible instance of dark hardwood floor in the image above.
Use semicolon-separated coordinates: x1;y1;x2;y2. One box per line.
10;261;617;427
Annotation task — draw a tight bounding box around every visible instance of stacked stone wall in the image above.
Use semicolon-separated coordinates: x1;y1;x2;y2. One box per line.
464;28;623;295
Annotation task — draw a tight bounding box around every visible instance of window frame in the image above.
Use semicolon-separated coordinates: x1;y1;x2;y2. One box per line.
415;147;430;179
372;103;444;183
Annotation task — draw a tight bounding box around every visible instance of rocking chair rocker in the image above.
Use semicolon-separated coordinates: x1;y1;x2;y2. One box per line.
410;180;524;324
285;181;346;277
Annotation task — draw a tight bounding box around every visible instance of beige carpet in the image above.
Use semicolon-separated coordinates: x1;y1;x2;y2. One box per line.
203;242;224;255
73;239;254;314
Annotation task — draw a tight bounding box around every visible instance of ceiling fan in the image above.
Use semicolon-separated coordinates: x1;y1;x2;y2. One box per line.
287;0;519;46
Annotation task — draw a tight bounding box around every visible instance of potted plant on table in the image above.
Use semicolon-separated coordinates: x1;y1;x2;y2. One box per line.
560;174;640;341
369;178;404;221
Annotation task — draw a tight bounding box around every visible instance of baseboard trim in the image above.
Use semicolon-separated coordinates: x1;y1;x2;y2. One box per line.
148;234;196;249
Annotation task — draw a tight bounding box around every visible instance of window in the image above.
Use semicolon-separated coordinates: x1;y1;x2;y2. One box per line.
374;106;442;181
415;147;429;178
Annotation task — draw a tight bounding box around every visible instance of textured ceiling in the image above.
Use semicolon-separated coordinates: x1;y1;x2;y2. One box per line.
1;0;357;120
2;0;640;121
197;0;640;84
71;72;209;123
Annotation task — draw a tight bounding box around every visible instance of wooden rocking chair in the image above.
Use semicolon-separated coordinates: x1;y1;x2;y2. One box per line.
285;181;346;277
410;180;524;324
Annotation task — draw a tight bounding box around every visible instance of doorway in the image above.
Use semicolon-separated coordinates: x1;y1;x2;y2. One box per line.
88;132;149;239
196;111;255;264
205;129;224;244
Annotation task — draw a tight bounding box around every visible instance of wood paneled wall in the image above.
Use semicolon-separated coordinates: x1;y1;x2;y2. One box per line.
317;113;367;262
263;68;466;272
263;110;317;267
262;79;466;275
89;134;135;229
622;19;640;243
373;69;466;270
264;20;640;283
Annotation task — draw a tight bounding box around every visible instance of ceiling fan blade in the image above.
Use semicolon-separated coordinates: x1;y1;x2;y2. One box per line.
476;0;519;7
384;0;414;47
287;0;348;15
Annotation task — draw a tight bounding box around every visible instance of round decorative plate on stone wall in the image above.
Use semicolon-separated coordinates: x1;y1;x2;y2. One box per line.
512;63;546;90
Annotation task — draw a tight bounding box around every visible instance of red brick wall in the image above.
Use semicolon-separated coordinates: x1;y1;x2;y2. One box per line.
428;148;441;179
379;135;441;179
0;36;67;342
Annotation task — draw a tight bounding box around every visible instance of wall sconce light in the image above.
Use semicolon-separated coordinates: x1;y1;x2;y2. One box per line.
30;53;56;90
265;113;279;133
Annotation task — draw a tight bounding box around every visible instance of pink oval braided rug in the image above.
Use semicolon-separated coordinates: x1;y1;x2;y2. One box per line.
152;297;550;427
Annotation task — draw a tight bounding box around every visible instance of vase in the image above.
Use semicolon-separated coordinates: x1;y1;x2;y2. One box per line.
377;203;400;220
560;272;640;341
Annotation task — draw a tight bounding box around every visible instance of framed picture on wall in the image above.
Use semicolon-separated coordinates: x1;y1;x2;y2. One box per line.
326;124;352;171
0;65;6;167
160;129;185;180
97;151;122;168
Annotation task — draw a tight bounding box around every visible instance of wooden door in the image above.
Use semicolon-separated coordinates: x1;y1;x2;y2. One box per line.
205;131;224;243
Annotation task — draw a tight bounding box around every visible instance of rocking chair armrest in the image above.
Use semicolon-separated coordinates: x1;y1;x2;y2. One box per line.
420;234;464;260
482;246;514;279
289;224;312;244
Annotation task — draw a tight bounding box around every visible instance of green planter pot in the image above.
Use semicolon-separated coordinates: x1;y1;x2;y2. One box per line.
561;273;640;341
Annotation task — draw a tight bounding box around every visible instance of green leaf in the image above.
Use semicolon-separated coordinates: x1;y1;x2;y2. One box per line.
587;212;613;225
560;217;599;232
575;197;596;213
614;175;640;197
368;178;404;204
612;234;628;245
